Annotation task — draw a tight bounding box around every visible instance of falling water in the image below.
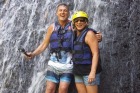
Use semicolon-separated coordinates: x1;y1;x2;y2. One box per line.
0;0;140;93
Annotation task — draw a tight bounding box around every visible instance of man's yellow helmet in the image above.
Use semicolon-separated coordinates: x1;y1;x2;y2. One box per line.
72;11;88;21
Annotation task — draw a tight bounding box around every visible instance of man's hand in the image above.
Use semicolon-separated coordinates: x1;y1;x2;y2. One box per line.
18;48;34;59
96;32;102;42
24;52;34;59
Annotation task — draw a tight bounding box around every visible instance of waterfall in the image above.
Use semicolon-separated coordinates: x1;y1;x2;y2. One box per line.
0;0;140;93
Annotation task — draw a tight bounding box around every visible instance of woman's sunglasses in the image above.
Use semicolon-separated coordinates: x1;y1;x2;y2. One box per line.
74;18;86;23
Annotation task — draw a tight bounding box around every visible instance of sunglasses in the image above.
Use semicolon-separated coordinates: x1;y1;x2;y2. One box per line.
74;18;86;23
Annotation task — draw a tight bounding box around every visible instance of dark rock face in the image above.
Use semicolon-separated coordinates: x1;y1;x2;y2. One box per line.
0;0;140;93
99;0;140;93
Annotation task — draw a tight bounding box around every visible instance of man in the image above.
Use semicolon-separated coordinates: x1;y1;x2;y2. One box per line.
26;3;74;93
25;3;102;93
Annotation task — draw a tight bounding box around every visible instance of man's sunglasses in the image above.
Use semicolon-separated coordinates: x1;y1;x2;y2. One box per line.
74;18;86;23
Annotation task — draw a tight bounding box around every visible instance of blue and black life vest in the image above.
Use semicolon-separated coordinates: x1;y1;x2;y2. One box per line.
50;21;73;55
73;28;97;64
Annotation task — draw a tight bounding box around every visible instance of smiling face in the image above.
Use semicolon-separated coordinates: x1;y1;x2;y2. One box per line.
74;17;88;31
56;4;69;22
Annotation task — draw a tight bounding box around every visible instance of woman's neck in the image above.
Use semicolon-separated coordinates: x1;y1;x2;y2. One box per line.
76;27;87;36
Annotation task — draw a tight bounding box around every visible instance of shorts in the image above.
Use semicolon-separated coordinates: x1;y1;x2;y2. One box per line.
45;70;72;83
74;73;101;86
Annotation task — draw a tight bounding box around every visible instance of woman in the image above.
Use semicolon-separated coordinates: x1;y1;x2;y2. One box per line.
72;11;102;93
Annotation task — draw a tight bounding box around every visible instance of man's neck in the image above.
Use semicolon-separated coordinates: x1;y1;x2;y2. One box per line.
58;20;69;28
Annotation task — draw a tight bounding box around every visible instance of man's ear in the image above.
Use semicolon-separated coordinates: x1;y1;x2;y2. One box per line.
68;11;70;17
56;12;58;16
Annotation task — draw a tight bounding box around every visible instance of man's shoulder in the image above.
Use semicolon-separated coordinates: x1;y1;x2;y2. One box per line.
46;23;55;34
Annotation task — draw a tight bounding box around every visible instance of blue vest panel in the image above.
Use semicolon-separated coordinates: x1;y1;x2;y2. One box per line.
50;22;73;53
73;28;95;64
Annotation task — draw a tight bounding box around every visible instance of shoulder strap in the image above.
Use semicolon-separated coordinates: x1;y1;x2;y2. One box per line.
53;22;61;32
64;21;72;31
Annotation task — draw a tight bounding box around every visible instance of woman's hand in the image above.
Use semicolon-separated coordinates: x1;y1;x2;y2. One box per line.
88;72;96;84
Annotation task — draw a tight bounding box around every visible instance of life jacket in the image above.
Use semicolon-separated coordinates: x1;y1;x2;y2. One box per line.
72;28;97;64
49;21;73;57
